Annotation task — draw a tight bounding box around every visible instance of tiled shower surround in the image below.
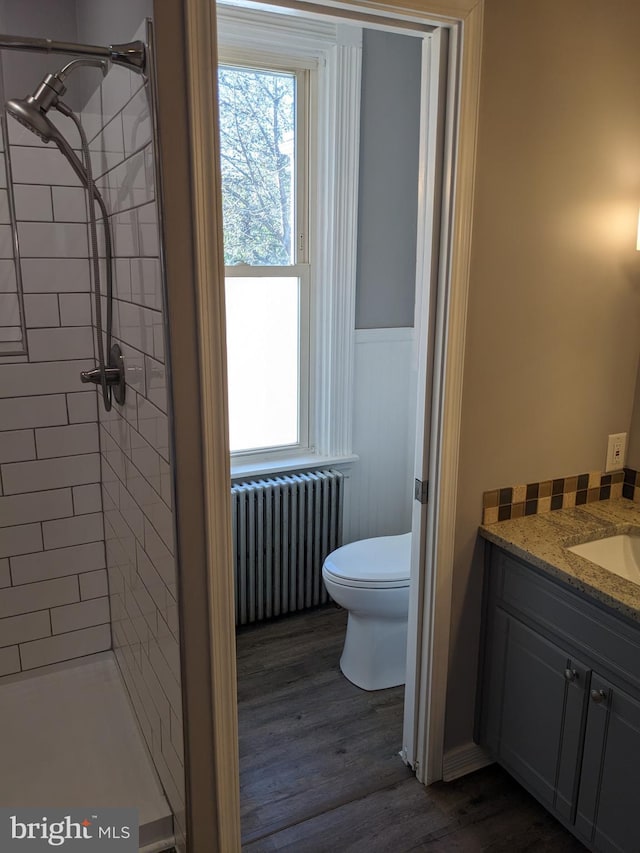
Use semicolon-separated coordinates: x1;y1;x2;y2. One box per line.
84;47;186;839
0;119;108;676
0;27;185;847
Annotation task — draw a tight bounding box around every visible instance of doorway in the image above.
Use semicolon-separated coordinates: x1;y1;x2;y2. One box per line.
217;0;447;807
152;0;483;847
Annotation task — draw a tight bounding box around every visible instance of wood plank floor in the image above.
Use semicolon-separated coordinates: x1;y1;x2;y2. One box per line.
236;606;586;852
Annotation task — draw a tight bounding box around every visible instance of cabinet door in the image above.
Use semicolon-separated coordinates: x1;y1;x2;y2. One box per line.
575;674;640;852
487;612;588;814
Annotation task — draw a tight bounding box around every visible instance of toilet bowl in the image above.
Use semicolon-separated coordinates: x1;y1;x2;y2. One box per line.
322;532;411;691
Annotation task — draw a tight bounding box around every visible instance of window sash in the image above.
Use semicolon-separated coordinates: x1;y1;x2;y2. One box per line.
220;48;312;460
218;55;310;267
224;264;310;458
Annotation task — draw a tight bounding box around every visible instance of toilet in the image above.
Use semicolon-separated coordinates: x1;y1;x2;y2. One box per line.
322;532;411;691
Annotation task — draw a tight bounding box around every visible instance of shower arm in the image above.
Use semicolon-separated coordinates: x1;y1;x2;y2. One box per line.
57;57;109;82
0;33;145;74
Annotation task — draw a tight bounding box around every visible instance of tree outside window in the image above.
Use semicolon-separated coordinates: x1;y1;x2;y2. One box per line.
218;66;296;267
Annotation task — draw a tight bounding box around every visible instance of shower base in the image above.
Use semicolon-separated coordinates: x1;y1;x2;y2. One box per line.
0;651;174;851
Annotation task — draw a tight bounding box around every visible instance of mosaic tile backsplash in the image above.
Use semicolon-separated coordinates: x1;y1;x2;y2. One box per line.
482;469;626;525
623;467;640;501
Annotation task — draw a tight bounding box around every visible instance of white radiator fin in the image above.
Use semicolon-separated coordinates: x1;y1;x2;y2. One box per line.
231;469;343;625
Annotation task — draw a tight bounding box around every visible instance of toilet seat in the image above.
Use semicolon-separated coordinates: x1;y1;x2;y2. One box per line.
322;570;408;590
322;533;411;589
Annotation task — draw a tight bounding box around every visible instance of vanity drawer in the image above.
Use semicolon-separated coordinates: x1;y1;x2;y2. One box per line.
488;545;640;693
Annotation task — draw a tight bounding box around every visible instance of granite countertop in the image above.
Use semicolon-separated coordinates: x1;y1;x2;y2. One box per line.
479;498;640;624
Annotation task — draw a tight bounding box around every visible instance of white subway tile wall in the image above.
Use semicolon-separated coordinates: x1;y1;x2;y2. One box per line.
0;110;109;677
0;25;184;844
0;122;24;354
84;54;185;839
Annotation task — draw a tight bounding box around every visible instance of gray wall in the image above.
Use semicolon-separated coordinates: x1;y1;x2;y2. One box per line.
75;0;153;47
75;0;153;107
355;29;421;329
0;0;81;109
627;358;640;470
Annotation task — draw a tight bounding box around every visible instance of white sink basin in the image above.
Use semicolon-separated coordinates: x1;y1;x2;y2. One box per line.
567;534;640;584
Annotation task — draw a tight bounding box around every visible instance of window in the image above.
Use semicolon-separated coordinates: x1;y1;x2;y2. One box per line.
217;7;362;475
219;59;310;458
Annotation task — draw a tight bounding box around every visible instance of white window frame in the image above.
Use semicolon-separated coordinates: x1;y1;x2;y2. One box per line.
220;55;311;459
217;4;362;478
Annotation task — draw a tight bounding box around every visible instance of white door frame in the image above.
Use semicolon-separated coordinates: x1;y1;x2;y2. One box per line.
164;0;483;848
402;23;449;782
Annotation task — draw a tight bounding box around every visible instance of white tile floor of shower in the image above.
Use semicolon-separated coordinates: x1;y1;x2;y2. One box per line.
0;651;174;852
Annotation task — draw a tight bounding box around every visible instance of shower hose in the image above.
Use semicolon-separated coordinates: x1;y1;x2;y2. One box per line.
59;101;115;412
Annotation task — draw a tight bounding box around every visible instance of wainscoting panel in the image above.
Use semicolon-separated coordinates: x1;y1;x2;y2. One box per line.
344;327;416;544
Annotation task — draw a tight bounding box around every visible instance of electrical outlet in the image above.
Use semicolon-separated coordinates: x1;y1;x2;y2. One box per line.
606;432;627;473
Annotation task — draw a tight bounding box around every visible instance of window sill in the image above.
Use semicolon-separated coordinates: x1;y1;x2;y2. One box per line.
230;453;359;481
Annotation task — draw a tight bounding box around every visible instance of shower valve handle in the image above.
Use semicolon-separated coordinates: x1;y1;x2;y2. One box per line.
80;365;121;385
79;343;126;407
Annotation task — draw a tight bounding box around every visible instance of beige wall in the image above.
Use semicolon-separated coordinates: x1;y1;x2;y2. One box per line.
446;0;640;750
628;360;640;468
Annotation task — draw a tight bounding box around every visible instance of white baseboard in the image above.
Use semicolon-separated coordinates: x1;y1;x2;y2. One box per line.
442;741;492;782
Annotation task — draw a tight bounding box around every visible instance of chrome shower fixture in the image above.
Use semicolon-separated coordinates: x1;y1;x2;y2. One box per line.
0;32;145;412
6;58;107;187
0;34;145;74
4;55;126;411
7;57;107;136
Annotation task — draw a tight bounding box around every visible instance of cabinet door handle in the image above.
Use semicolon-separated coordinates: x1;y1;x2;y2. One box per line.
590;689;608;704
564;668;578;682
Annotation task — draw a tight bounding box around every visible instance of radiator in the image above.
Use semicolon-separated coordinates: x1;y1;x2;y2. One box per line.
231;469;343;625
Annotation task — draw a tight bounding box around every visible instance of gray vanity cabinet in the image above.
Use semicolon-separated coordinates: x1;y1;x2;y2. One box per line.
478;543;640;852
481;604;590;822
575;674;640;852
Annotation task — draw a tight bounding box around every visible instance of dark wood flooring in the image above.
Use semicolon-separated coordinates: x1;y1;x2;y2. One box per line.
236;606;585;852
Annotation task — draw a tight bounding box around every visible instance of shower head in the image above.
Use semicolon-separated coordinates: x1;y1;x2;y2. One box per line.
6;95;61;142
5;63;68;141
5;58;107;188
5;57;107;141
6;94;88;189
